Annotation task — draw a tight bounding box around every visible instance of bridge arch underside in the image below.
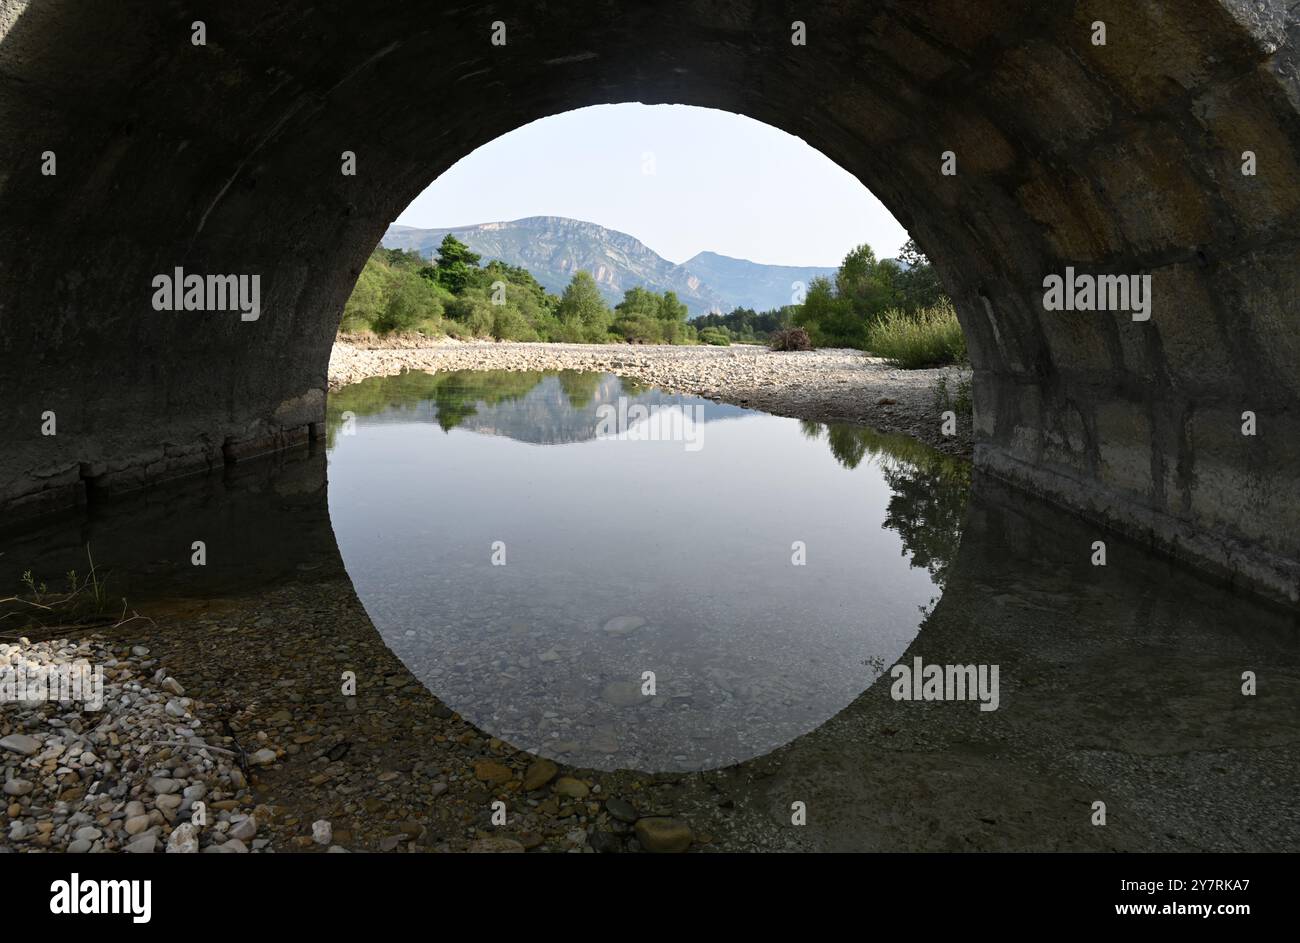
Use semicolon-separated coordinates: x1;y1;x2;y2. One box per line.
0;0;1297;602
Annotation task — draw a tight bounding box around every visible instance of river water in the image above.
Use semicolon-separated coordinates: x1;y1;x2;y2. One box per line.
325;370;969;771
3;370;1297;849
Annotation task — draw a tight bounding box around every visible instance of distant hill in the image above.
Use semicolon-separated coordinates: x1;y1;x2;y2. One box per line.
383;217;725;315
680;251;838;312
381;216;858;317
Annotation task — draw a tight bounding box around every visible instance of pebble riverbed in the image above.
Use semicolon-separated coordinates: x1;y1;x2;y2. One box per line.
2;579;787;854
1;637;265;853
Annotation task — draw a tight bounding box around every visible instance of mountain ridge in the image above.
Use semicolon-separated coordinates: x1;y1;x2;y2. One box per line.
381;216;847;316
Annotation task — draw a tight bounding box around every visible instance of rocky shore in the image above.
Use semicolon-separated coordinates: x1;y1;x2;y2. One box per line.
1;637;264;853
330;337;974;457
0;607;724;854
1;580;779;854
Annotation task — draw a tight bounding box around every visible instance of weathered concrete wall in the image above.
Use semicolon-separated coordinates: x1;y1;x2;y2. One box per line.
0;1;1297;603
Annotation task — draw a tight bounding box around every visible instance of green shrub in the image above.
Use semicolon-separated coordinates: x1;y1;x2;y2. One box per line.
445;296;494;337
698;327;731;346
864;301;966;368
931;374;973;420
614;313;665;344
491;304;537;342
373;273;444;334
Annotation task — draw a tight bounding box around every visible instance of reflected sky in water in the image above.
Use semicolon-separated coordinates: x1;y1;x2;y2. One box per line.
326;370;968;771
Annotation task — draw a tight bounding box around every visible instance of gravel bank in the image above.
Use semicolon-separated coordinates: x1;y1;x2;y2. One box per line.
330;337;974;457
1;637;265;853
59;581;760;854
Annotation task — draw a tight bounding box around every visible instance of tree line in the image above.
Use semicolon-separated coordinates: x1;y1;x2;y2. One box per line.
339;234;965;365
340;235;709;345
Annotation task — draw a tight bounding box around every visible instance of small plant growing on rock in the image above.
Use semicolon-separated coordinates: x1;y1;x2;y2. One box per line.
931;374;973;420
0;545;150;637
769;327;813;351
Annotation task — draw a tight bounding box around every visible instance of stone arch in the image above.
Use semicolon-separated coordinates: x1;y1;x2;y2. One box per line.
1;0;1297;601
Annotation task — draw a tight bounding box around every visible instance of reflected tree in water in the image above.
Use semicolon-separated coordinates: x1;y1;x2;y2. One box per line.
815;422;969;588
556;370;604;409
428;371;545;431
326;370;548;444
328;371;738;448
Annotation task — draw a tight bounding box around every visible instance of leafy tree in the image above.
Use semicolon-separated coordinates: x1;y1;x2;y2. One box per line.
434;234;483;294
339;263;388;333
657;290;689;344
894;238;945;313
613;286;665;343
444;295;494;337
794;276;858;347
490;303;536;342
791;239;951;349
692;305;792;342
835;243;902;323
378;247;427;270
484;260;553;310
556;271;613;342
897;238;928;268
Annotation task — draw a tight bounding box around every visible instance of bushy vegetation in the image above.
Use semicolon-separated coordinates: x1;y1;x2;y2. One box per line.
338;233;965;366
340;236;700;345
863;301;966;368
793;239;950;348
769;327;813;351
610;284;692;344
682;237;964;367
691;306;795;344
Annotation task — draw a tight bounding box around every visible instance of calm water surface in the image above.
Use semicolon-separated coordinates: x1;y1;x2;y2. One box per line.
325;370;968;771
3;368;1296;847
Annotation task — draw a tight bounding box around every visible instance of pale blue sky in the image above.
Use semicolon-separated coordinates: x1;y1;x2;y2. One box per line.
395;103;908;268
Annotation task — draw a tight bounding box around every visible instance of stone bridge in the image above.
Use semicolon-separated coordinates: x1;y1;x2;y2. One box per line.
1;0;1297;603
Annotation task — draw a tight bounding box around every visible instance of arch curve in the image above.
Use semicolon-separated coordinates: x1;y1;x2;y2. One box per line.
1;0;1297;601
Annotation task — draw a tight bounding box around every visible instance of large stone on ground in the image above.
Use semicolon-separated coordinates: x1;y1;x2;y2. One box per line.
0;735;40;756
473;758;514;786
522;758;558;791
635;817;694;853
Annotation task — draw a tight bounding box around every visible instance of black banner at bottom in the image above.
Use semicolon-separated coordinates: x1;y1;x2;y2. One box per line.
6;852;1285;931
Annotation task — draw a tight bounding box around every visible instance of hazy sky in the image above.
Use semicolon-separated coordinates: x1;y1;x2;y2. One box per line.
395;103;909;268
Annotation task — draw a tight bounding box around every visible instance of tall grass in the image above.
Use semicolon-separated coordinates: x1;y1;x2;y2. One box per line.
864;301;966;368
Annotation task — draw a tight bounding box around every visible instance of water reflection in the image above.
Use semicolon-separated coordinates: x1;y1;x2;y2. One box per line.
0;390;1295;849
800;420;969;590
0;447;338;615
325;369;750;445
325;371;963;772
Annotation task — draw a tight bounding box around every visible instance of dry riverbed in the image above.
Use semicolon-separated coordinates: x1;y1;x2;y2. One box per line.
330;337;974;457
